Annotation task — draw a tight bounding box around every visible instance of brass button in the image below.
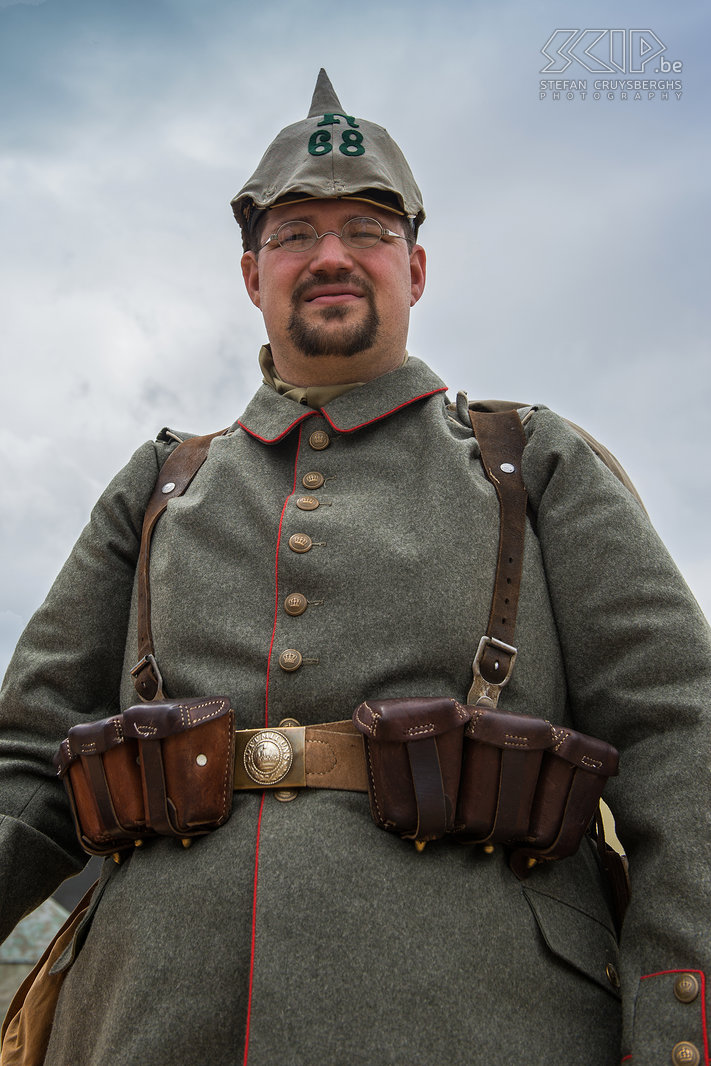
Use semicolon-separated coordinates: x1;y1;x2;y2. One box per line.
671;1041;700;1066
296;495;319;511
674;974;700;1004
309;430;330;450
288;533;313;554
278;649;303;672
284;592;308;617
302;471;325;490
605;963;620;989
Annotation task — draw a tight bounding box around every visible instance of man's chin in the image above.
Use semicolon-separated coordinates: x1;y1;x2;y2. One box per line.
287;306;380;359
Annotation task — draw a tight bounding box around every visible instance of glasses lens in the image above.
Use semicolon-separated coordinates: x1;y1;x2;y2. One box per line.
276;221;318;251
341;218;383;248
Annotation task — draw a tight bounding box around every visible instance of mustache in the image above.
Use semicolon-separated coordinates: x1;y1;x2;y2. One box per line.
291;272;375;304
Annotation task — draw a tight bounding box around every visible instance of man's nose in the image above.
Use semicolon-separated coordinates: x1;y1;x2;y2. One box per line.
307;231;355;272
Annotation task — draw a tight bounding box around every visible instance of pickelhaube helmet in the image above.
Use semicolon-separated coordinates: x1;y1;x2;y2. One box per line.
231;69;425;249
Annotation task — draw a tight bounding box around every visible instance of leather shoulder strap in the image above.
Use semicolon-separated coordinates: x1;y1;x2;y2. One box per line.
131;429;228;702
467;410;528;706
469;399;645;511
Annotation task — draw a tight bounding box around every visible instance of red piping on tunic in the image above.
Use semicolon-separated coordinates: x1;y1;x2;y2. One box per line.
264;424;303;727
242;792;266;1066
237;386;448;444
320;387;448;433
640;969;708;1065
237;411;315;444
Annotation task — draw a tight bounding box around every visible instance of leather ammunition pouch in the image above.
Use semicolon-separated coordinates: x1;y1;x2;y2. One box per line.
353;697;471;843
55;697;235;855
353;696;619;858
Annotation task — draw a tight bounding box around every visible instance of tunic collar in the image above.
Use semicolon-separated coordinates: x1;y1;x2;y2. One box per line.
234;354;448;444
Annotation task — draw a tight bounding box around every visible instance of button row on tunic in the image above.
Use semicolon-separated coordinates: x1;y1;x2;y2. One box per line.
280;428;330;675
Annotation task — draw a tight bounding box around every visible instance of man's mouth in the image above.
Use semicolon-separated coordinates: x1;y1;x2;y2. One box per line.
303;285;364;306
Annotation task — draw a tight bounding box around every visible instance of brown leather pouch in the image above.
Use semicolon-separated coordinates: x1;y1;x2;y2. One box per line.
54;715;147;855
121;696;235;839
455;706;553;843
352;697;471;843
56;696;235;854
519;724;619;860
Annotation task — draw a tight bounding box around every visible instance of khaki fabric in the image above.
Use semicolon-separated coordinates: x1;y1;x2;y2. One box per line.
1;894;92;1065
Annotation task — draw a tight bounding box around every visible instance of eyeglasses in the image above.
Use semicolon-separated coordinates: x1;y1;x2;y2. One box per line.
260;217;411;253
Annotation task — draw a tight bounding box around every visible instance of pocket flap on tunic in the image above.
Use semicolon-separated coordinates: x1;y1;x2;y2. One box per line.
523;884;621;998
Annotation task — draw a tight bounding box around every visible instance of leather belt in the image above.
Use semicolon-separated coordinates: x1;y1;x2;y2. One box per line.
233;720;368;793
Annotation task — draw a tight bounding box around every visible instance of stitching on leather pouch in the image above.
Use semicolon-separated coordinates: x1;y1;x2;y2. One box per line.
454;701;469;721
219;717;231;819
405;723;435;736
550;727;569;752
581;756;602;769
364;741;383;823
504;733;528;747
305;738;337;776
354;702;379;736
134;723;158;737
78;741;98;754
178;698;228;728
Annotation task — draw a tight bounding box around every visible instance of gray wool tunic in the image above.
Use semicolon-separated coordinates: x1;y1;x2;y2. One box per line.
0;356;709;1065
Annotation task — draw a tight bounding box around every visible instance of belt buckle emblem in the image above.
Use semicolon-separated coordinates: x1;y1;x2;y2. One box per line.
244;730;293;785
233;726;306;790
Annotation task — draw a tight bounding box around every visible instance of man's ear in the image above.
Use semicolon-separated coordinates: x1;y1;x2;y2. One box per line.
241;251;261;309
409;245;426;307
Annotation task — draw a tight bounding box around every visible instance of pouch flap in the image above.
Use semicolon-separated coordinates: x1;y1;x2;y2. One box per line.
353;697;470;742
466;706;553;750
122;697;231;740
549;726;619;776
57;716;126;768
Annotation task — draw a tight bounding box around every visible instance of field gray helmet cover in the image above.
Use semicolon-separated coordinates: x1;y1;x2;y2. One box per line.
231;69;425;250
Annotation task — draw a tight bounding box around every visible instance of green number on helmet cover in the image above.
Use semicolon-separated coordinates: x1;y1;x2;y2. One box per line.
339;130;364;156
308;131;332;156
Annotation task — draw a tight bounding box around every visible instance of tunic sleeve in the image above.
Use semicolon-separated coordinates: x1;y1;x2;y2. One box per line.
522;407;711;1063
0;438;174;941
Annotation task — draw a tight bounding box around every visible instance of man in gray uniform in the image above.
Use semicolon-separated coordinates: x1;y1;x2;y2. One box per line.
1;70;709;1065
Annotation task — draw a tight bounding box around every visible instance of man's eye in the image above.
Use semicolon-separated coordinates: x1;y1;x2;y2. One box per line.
345;220;381;244
278;226;312;246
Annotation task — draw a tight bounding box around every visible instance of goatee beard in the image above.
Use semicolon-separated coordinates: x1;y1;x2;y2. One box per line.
287;274;380;358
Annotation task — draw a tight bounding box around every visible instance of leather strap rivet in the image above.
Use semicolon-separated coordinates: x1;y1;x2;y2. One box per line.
161;482;176;494
196;754;208;767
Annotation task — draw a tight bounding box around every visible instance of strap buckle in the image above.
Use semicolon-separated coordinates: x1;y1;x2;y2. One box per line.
467;635;518;707
130;654;165;702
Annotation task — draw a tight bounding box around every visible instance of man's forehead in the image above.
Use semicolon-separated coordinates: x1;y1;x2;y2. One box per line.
266;198;404;227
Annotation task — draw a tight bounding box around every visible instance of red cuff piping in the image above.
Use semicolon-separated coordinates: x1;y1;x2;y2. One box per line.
640;969;708;1065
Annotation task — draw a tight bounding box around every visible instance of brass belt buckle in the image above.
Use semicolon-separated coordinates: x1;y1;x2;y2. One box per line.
233;726;306;790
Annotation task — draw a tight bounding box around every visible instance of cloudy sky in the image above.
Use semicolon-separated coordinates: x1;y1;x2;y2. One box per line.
1;0;709;675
